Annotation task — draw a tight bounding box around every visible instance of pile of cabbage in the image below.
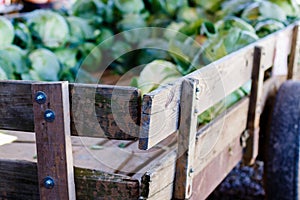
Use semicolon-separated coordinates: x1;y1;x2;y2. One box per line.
0;0;299;123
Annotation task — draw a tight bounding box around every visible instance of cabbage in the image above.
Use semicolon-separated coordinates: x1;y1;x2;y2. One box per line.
66;16;98;43
114;0;145;14
133;60;182;95
0;17;14;47
28;49;60;81
0;45;28;74
26;10;69;48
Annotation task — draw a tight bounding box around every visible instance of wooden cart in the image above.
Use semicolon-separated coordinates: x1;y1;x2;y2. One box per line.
0;22;299;200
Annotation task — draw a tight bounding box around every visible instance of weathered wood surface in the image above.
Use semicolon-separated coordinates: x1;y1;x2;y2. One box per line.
32;82;75;200
174;79;198;199
140;97;249;199
194;97;249;174
0;81;140;139
0;159;140;200
288;24;300;79
139;24;295;150
140;149;177;199
243;47;264;165
191;135;243;200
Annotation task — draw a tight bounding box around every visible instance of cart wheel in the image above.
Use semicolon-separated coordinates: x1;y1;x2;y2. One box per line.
265;80;300;200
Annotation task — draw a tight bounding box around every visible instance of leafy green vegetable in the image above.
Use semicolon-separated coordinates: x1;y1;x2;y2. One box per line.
114;0;145;14
13;22;32;49
134;60;182;95
0;67;7;80
66;16;98;43
241;1;287;23
0;45;28;74
27;10;69;48
0;17;14;47
255;19;285;37
28;48;60;81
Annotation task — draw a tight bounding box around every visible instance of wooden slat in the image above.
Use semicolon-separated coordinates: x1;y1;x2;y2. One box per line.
69;83;140;139
0;159;140;200
194;97;249;173
243;47;264;165
140;150;177;199
140;97;249;199
32;82;75;200
174;78;198;199
139;25;295;150
288;24;300;79
0;81;140;139
191;136;243;200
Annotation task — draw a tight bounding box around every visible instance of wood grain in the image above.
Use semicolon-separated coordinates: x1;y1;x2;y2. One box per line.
0;159;140;200
194;97;249;174
32;82;75;200
288;24;300;79
191;136;243;200
139;25;295;150
243;47;264;165
0;81;140;140
174;79;198;199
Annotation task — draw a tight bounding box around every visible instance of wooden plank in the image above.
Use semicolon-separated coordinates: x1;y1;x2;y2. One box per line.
194;97;249;173
0;159;140;200
191;136;243;200
0;81;140;139
288;24;300;79
243;47;264;165
140;97;249;199
139;25;295;150
174;78;198;199
140;150;177;199
69;83;140;139
32;82;75;200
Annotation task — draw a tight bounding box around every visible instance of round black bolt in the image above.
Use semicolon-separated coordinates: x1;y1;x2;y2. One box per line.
43;176;55;189
35;91;47;104
44;110;55;122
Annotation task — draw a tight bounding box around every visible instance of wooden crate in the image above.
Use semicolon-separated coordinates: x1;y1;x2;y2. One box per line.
0;22;299;200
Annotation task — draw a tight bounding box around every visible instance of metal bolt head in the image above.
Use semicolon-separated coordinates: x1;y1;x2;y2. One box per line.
43;176;55;189
44;110;55;122
35;91;47;104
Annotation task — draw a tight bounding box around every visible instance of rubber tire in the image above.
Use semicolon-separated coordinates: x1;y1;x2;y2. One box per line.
265;80;300;200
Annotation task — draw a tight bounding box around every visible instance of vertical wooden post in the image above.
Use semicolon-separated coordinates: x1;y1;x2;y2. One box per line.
243;46;264;165
32;82;76;200
288;24;300;80
174;78;198;199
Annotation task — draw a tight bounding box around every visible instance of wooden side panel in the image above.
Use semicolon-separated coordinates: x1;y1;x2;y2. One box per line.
194;97;249;173
0;160;140;200
139;25;294;150
0;81;140;140
69;83;140;139
32;82;75;200
191;136;243;200
0;81;34;132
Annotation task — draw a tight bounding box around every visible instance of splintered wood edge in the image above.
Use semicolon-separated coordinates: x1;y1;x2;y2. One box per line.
139;24;295;150
0;81;140;140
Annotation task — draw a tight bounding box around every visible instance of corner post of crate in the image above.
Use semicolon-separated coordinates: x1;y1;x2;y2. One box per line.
243;46;264;165
31;81;76;200
173;78;199;199
288;23;300;80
